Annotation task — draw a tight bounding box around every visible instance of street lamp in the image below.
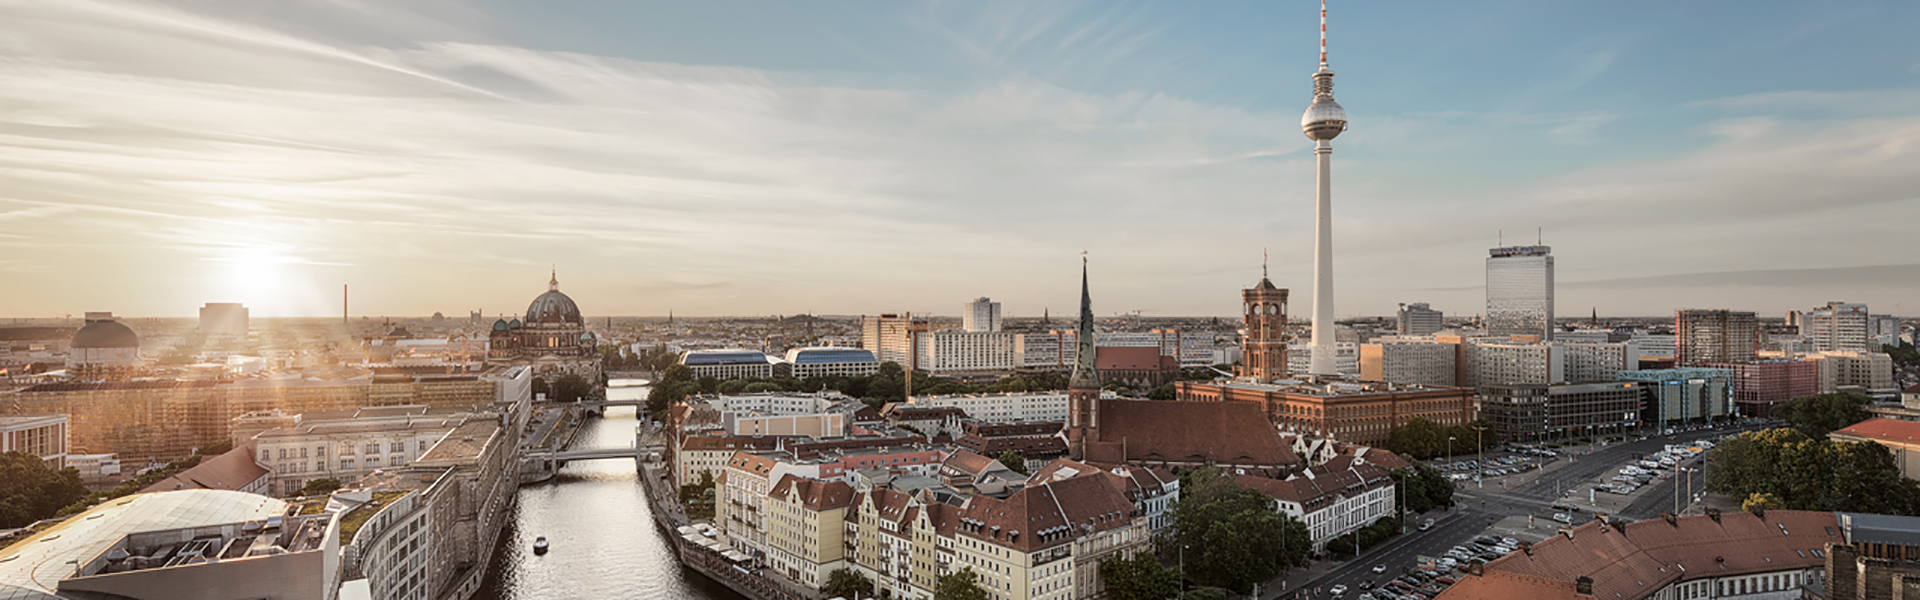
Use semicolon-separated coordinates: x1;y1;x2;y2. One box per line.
1469;425;1489;489
1447;436;1457;466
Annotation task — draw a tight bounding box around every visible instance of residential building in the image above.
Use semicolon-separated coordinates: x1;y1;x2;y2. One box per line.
723;411;848;438
965;298;1003;333
955;421;1067;470
1706;360;1820;418
1237;455;1396;551
1026;459;1180;534
1287;341;1358;377
1560;340;1638;383
1176;378;1476;446
348;414;519;600
1437;510;1840;600
1242;277;1290;381
1359;340;1456;386
1829;419;1920;481
334;486;433;600
248;405;474;497
1631;334;1677;362
1804;351;1897;398
1676;309;1758;366
674;435;777;486
702;392;855;416
765;475;856;588
843;486;958;598
1477;381;1642;443
1485;245;1555;341
1617;368;1735;430
783;347;879;379
1015;330;1224;370
861;314;930;365
1397;303;1444;336
0;414;67;469
197;302;249;337
908;392;1070;424
1806;302;1871;352
1470;341;1565;387
1817;513;1920;600
1867;314;1902;349
949;472;1152;600
680;349;781;380
879;405;968;436
914;330;1017;376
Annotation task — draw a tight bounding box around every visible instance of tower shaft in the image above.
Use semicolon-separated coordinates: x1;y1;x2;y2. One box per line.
1309;139;1336;375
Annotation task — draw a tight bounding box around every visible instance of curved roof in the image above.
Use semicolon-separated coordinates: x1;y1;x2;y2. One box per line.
71;320;138;349
680;349;774;366
524;273;583;325
0;490;287;600
784;347;876;364
492;319;510;332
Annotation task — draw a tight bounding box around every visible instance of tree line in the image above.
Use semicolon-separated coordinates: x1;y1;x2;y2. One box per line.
1382;417;1502;461
1707;392;1919;515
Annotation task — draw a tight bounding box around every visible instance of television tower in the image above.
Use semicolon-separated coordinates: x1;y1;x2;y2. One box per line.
1303;0;1349;375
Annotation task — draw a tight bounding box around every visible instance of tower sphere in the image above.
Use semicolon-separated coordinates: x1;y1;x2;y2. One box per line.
1301;75;1347;141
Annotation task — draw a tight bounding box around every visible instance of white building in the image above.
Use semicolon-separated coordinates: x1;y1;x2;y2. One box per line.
914;330;1017;375
1806;301;1871;352
1015;330;1224;369
1239;457;1396;551
249;406;474;497
964;297;1003;333
1561;340;1639;383
1631;334;1677;361
1289;341;1358;377
1485;245;1555;341
1397;303;1444;336
680;349;780;380
702;391;856;416
1469;341;1565;388
0;414;67;469
907;391;1071;423
783;347;879;379
1358;341;1457;386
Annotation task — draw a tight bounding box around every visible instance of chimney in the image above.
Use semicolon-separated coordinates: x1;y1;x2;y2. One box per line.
1750;505;1765;519
1467;559;1485;576
1517;540;1533;555
1560;526;1575;540
1705;508;1721;523
1825;543;1858;600
1661;512;1677;527
1576;576;1593;595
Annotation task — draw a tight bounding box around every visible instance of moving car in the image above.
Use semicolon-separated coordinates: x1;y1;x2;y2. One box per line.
1374;564;1388;573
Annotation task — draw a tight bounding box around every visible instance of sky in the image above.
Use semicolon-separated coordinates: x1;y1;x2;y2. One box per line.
1;0;1917;320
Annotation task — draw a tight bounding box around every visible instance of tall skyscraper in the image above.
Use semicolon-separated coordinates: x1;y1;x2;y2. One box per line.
1065;260;1100;461
1241;273;1290;381
1675;309;1757;366
1804;301;1870;352
197;302;249;336
962;297;1002;333
1485;245;1555;340
1396;303;1443;336
1302;0;1349;375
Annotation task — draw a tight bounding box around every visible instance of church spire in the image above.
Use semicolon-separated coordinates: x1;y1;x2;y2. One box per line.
549;267;559;292
1069;255;1099;390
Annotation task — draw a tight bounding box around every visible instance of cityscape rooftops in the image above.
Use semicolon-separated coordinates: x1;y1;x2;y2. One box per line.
0;490;289;600
138;442;270;494
1830;418;1920;445
680;349;778;366
1463;510;1840;600
782;347;875;364
416;419;500;463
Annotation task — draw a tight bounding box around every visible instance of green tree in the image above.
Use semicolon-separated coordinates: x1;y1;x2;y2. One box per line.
1163;467;1309;594
531;377;550;400
934;567;990;600
996;451;1029;475
549;374;593;402
1741;492;1786;512
1385;417;1447;459
822;567;874;599
0;451;89;528
696;375;720;394
744;382;783;393
1146;383;1177;400
1099;551;1180;600
1708;428;1920;515
299;478;343;497
1884;342;1919;368
1774;392;1873;439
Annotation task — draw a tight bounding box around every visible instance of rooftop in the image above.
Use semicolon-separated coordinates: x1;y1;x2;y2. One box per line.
1830;418;1920;445
0;490;287;600
1837;511;1920;548
416;419;499;463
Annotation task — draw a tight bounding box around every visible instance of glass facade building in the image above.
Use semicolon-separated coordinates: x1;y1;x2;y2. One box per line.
1485;245;1554;341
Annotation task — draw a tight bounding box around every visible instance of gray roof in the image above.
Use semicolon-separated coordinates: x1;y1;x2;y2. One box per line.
1837;511;1920;547
69;320;137;349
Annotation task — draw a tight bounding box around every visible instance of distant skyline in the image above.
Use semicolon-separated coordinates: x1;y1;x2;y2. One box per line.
1;1;1917;319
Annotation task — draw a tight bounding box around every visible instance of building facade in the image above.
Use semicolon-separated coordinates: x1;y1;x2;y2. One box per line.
1706;360;1819;418
1477;381;1642;443
1485;245;1555;341
861;314;930;365
1359;341;1457;387
1617;368;1734;430
679;349;779;380
1242;277;1290;381
1397;303;1444;336
964;297;1003;333
1175;379;1476;446
0;414;67;469
1806;302;1871;352
908;392;1070;424
784;347;879;379
1677;309;1758;366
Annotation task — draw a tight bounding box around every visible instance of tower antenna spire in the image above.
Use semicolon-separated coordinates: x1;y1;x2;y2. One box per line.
1319;0;1329;70
1263;248;1269;279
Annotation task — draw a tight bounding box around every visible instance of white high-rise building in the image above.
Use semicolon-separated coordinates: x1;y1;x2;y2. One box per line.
1486;245;1555;341
1805;302;1870;352
1358;340;1456;386
1396;303;1443;336
1301;0;1350;375
198;302;249;336
963;297;1002;333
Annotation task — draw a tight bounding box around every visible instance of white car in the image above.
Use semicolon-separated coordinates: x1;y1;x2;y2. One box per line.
1373;564;1388;573
1553;513;1574;523
1331;584;1349;596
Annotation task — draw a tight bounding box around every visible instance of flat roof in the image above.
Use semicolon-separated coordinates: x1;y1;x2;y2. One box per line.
0;490;286;600
0;415;64;429
1838;512;1920;547
417;420;499;463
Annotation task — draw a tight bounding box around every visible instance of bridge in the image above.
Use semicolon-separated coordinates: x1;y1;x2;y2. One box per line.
580;399;645;409
526;444;666;465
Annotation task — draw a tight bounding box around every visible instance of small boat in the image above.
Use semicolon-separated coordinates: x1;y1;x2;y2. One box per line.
533;536;549;554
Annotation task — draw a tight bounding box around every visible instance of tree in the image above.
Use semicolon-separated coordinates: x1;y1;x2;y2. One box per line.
744;382;783;393
531;377;550;400
1384;417;1447;459
0;451;89;528
549;374;594;402
822;568;874;599
1163;467;1309;594
1742;492;1786;512
996;451;1029;475
1099;551;1180;600
1884;342;1919;369
1774;392;1873;439
299;478;343;497
1708;428;1920;516
1146;383;1177;400
934;567;990;600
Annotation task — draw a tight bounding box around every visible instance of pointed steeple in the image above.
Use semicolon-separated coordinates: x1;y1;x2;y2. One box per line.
1069;257;1099;390
549;267;559;292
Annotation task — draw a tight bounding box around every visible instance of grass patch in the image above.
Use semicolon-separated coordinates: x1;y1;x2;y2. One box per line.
338;491;412;542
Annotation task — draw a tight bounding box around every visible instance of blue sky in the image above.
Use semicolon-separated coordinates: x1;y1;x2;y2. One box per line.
0;0;1916;319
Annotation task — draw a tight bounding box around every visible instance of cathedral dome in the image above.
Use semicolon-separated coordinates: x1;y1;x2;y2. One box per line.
492;319;510;332
72;318;139;349
524;271;583;325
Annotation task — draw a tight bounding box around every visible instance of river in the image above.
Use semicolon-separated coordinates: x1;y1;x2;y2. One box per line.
475;382;743;599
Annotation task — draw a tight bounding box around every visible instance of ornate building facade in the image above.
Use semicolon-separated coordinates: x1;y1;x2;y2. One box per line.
488;273;602;390
1240;276;1289;381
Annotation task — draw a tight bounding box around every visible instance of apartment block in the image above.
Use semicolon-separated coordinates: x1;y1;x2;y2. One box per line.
1676;309;1757;366
1358;341;1457;386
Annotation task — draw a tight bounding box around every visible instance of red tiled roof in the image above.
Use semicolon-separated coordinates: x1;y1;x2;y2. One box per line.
1464;510;1840;600
1437;569;1586;600
769;474;855;511
1831;418;1920;445
1238;457;1392;512
942;448;1002;478
1085;399;1298;469
955;473;1136;553
1904;383;1920;394
726;451;778;478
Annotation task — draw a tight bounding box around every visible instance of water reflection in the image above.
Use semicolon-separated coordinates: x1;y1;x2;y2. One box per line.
476;383;742;599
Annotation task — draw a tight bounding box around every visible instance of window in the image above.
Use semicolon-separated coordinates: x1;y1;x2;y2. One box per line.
391;442;404;453
366;443;380;455
300;447;308;458
342;459;357;470
316;446;326;457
